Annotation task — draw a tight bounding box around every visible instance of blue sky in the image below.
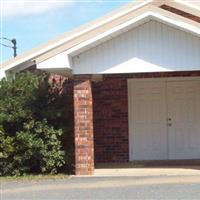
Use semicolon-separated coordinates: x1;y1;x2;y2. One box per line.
1;0;132;62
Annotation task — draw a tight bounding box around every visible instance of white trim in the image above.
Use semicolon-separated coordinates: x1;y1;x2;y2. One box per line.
2;1;200;73
151;12;200;35
37;51;71;69
67;11;200;57
165;81;169;159
3;60;33;72
68;13;151;55
174;0;200;11
128;80;132;161
127;75;200;161
2;1;152;71
0;69;6;80
37;0;152;52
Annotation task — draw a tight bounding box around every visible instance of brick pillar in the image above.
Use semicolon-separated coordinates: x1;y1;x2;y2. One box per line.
73;75;94;175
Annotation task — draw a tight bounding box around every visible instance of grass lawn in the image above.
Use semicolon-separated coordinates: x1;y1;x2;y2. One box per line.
0;174;70;182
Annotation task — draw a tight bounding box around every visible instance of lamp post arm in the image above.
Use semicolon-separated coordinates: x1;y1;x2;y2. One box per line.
0;42;13;48
0;37;17;57
0;37;12;42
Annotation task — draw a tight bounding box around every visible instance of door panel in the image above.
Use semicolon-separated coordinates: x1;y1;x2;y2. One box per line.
167;81;200;159
129;81;168;160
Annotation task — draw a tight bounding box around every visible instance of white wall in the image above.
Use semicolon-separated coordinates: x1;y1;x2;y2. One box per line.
0;69;6;80
72;20;200;74
37;51;71;70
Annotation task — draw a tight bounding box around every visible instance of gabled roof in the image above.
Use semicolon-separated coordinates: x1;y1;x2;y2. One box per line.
1;0;200;75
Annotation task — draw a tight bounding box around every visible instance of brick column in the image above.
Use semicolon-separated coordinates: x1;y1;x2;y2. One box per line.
73;75;94;175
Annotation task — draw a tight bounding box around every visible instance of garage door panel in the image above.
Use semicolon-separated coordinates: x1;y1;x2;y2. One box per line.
129;81;168;160
134;99;147;122
172;127;187;150
150;99;163;123
167;81;200;160
129;79;200;161
188;127;200;149
133;129;166;160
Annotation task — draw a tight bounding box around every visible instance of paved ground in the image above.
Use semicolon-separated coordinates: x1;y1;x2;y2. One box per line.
1;175;200;200
94;166;200;176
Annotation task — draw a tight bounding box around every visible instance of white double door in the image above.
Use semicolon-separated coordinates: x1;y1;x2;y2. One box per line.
128;79;200;161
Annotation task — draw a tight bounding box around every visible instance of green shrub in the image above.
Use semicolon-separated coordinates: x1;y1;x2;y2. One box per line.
0;127;15;175
0;72;42;135
0;71;70;176
15;120;65;175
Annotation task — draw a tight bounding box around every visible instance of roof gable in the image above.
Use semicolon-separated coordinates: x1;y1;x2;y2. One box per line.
72;20;200;74
65;6;200;57
1;0;200;76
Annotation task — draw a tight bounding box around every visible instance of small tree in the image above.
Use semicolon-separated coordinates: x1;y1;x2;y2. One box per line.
0;71;70;176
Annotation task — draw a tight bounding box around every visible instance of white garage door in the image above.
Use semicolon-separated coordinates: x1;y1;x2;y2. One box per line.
128;79;200;161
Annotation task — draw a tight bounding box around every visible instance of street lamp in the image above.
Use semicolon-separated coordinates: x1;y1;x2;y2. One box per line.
0;37;17;57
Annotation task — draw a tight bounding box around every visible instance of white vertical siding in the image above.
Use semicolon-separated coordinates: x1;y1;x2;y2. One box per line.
72;20;200;74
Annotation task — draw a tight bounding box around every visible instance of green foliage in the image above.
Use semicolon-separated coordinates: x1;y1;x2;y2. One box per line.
14;120;65;175
0;71;71;176
0;72;47;135
0;127;15;175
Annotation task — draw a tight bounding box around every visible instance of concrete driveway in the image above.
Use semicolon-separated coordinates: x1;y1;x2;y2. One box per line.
94;165;200;177
2;173;200;200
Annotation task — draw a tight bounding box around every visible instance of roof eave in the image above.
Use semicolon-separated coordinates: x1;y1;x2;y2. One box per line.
1;0;200;74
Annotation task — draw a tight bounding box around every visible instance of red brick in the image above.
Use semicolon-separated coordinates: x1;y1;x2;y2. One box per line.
72;71;200;174
93;71;200;164
73;75;94;175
